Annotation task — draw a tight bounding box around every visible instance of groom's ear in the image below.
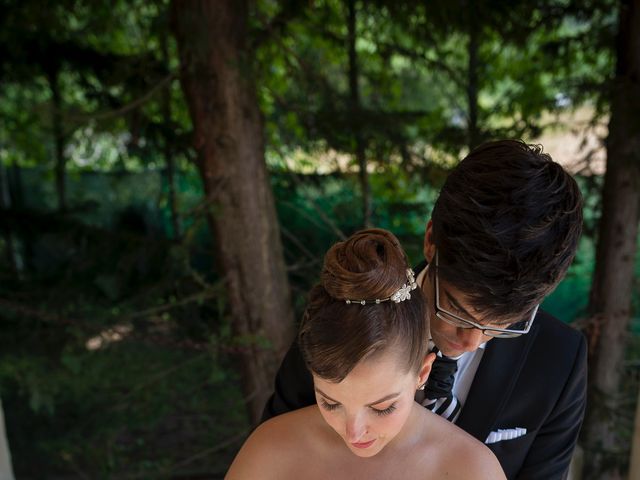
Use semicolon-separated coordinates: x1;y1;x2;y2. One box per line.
423;220;436;262
417;352;436;387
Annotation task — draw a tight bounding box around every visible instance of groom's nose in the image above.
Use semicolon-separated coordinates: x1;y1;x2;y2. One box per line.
456;327;486;351
345;413;367;442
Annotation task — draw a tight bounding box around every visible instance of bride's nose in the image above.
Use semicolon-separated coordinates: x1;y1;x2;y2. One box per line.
345;412;368;442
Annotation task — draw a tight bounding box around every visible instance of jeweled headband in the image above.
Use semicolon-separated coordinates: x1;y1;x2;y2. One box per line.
343;268;418;305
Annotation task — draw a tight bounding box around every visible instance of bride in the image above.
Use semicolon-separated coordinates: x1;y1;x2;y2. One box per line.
226;229;505;479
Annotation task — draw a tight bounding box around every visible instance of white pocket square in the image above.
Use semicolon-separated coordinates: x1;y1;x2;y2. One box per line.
485;427;527;444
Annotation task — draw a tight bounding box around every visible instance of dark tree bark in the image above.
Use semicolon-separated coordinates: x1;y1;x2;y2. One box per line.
630;386;640;479
7;162;23;211
582;1;640;478
46;67;66;212
0;161;19;277
467;0;480;150
160;34;181;240
6;161;30;274
171;0;294;424
347;0;371;228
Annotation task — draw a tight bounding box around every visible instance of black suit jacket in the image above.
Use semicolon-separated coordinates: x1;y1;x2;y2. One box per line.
262;279;587;480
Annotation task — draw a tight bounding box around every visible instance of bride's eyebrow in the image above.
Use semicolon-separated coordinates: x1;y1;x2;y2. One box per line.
315;388;339;403
367;392;401;406
315;388;400;406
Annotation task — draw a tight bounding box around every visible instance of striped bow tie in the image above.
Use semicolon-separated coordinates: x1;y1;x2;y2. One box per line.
421;346;462;423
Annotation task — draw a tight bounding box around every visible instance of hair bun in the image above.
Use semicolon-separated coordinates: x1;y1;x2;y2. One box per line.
321;229;409;302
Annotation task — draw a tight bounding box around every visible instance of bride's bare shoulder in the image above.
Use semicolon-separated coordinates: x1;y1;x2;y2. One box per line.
422;412;506;480
225;406;323;480
441;434;505;479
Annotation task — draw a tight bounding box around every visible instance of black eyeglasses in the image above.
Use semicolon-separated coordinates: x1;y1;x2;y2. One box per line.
428;252;538;338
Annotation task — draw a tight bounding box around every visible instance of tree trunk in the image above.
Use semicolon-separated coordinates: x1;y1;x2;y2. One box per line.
467;0;480;150
347;0;371;228
629;386;640;480
0;399;15;480
161;33;181;240
582;1;640;478
0;161;19;277
171;0;294;424
7;162;29;273
47;67;66;212
7;162;23;211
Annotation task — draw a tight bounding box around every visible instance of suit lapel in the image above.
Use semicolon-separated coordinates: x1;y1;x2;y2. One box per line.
456;320;540;442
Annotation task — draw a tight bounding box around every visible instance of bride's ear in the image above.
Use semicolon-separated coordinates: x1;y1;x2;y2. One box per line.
417;352;436;389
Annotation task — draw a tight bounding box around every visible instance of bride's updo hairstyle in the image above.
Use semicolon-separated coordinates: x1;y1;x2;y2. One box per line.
299;229;427;382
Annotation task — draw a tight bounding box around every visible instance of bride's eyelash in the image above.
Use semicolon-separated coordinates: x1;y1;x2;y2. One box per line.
320;399;340;411
319;398;397;416
372;404;397;416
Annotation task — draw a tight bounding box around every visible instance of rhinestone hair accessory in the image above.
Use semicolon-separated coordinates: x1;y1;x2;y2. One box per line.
344;269;418;305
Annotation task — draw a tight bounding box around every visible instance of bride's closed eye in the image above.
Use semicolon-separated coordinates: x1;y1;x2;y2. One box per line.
319;398;340;411
371;404;397;416
319;398;398;417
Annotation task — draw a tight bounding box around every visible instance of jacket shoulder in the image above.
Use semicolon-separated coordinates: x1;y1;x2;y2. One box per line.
533;309;586;354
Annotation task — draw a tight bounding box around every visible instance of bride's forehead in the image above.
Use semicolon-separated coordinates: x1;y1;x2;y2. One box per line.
314;349;413;393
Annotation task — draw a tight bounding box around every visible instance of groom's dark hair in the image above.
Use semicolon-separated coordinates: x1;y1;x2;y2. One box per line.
431;139;583;321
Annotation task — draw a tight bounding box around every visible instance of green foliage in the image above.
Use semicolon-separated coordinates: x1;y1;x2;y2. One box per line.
255;0;617;170
1;340;247;477
0;0;635;476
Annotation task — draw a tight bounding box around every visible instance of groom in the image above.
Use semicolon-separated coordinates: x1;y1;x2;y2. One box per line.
262;139;587;480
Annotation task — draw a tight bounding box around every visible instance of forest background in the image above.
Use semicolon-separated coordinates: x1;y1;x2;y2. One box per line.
0;0;639;479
